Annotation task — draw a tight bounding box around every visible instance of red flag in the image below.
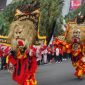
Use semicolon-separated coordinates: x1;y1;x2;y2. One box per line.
70;0;81;10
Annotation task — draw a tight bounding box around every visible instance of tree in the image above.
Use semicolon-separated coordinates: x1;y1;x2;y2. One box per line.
65;3;85;22
0;12;9;35
0;0;64;37
0;0;31;35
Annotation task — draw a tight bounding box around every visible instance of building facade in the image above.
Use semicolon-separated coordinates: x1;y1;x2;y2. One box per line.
0;0;7;11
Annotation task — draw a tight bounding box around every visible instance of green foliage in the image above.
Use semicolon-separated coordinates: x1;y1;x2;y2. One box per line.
39;0;64;36
54;16;64;36
65;3;85;22
3;0;31;23
0;0;31;35
0;12;9;35
0;0;64;36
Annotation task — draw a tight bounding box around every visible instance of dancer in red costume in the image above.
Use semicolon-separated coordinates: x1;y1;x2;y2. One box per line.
71;43;82;67
74;44;85;79
74;56;85;79
8;40;37;85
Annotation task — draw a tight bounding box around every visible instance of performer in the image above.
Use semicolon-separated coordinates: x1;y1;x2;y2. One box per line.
74;44;85;79
66;44;72;59
47;45;52;63
0;47;7;70
55;45;59;63
8;40;37;85
71;28;82;66
74;56;85;79
0;48;3;70
76;13;85;24
71;43;82;67
58;45;63;63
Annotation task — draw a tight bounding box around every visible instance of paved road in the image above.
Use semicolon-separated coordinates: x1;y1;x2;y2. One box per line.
0;60;85;85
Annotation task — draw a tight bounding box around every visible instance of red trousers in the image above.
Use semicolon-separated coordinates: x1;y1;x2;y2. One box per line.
18;74;37;85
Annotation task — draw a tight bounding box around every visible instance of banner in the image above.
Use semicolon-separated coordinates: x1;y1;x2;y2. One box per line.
70;0;82;11
0;36;11;46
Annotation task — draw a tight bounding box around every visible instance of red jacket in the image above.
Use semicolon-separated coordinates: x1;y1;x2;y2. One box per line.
8;50;37;85
0;49;2;57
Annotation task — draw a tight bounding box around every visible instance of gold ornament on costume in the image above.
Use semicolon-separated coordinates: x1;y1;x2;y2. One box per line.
8;0;40;50
65;22;85;43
